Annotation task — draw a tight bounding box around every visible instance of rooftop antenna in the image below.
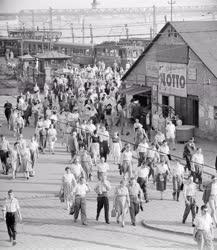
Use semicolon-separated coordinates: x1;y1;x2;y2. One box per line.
168;0;176;22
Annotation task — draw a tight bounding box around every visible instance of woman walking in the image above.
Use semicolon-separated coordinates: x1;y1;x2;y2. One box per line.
121;144;133;178
47;124;57;154
80;147;93;181
113;180;130;227
90;130;100;165
99;126;110;162
111;132;122;165
155;156;170;200
29;136;39;174
20;146;32;180
10;142;20;180
61;167;76;211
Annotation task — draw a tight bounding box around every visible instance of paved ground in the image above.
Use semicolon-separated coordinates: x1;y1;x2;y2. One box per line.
0;102;217;249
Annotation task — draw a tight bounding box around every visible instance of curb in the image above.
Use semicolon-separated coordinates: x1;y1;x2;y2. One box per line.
141;220;217;242
0;194;56;201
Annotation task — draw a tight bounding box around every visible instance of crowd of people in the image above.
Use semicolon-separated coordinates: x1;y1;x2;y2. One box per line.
0;63;216;249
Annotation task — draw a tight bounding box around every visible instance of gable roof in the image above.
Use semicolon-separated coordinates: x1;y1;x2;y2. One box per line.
122;21;217;81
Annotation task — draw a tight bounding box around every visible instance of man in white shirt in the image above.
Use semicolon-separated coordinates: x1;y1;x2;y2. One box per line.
194;205;214;250
73;177;90;225
137;139;149;167
128;177;143;226
94;175;111;224
71;158;84;181
136;161;150;203
97;157;109;180
182;176;197;226
2;190;22;246
165;120;176;150
171;159;184;201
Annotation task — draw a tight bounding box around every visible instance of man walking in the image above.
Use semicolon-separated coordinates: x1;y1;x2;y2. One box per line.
74;177;90;225
128;177;143;226
182;176;197;226
2;190;22;246
194;205;214;250
94;174;111;224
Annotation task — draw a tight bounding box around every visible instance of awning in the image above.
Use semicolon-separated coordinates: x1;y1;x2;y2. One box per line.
120;85;151;96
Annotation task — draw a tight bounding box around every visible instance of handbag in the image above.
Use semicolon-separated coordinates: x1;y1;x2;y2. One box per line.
111;208;116;217
59;189;64;203
69;203;75;215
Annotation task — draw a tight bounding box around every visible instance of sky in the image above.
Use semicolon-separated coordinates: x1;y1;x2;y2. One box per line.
0;0;215;12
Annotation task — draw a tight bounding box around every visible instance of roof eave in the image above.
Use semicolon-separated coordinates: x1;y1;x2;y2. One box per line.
121;22;171;81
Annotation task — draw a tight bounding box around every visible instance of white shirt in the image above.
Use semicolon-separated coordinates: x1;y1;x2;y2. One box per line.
99;130;109;142
71;164;83;178
166;123;176;138
50;114;58;122
137;142;149;153
43;119;51;129
137;166;150;179
122;151;133;161
184;182;196;197
211;182;217;196
98;163;109;173
74;183;89;197
29;141;38;151
95;180;111;193
86;124;96;134
171;162;184;177
159;144;170;155
3;197;20;213
194;213;213;231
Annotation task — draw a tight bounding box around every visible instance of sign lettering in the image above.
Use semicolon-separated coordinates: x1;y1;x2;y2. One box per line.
159;62;187;97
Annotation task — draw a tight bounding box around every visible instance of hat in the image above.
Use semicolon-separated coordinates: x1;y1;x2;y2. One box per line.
8;189;13;194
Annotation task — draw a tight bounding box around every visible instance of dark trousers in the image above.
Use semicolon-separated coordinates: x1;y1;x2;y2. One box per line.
138;152;145;167
129;196;139;224
137;177;148;201
182;196;196;223
39;135;46;152
96;195;109;223
184;156;191;171
172;176;182;201
6;212;17;240
74;197;87;224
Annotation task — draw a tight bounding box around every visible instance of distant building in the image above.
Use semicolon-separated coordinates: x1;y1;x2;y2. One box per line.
122;21;217;139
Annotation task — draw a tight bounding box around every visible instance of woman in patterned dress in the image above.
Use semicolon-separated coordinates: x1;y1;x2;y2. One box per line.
155;155;170;200
61;167;76;211
113;179;130;227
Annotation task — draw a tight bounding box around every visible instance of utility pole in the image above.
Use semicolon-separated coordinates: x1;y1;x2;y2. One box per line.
71;23;74;43
6;22;9;36
89;24;93;44
49;7;53;40
168;0;176;22
152;5;157;36
124;24;129;40
82;17;85;44
150;27;153;40
31;10;35;39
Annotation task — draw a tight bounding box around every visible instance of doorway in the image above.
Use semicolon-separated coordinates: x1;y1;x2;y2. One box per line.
162;95;169;117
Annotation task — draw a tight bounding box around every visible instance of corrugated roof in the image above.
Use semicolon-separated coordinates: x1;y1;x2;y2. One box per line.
122;21;217;80
35;51;71;59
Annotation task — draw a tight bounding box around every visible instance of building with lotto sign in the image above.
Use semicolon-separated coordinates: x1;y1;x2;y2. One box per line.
121;21;217;139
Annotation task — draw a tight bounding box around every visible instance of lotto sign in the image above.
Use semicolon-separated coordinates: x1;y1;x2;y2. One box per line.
159;62;187;97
